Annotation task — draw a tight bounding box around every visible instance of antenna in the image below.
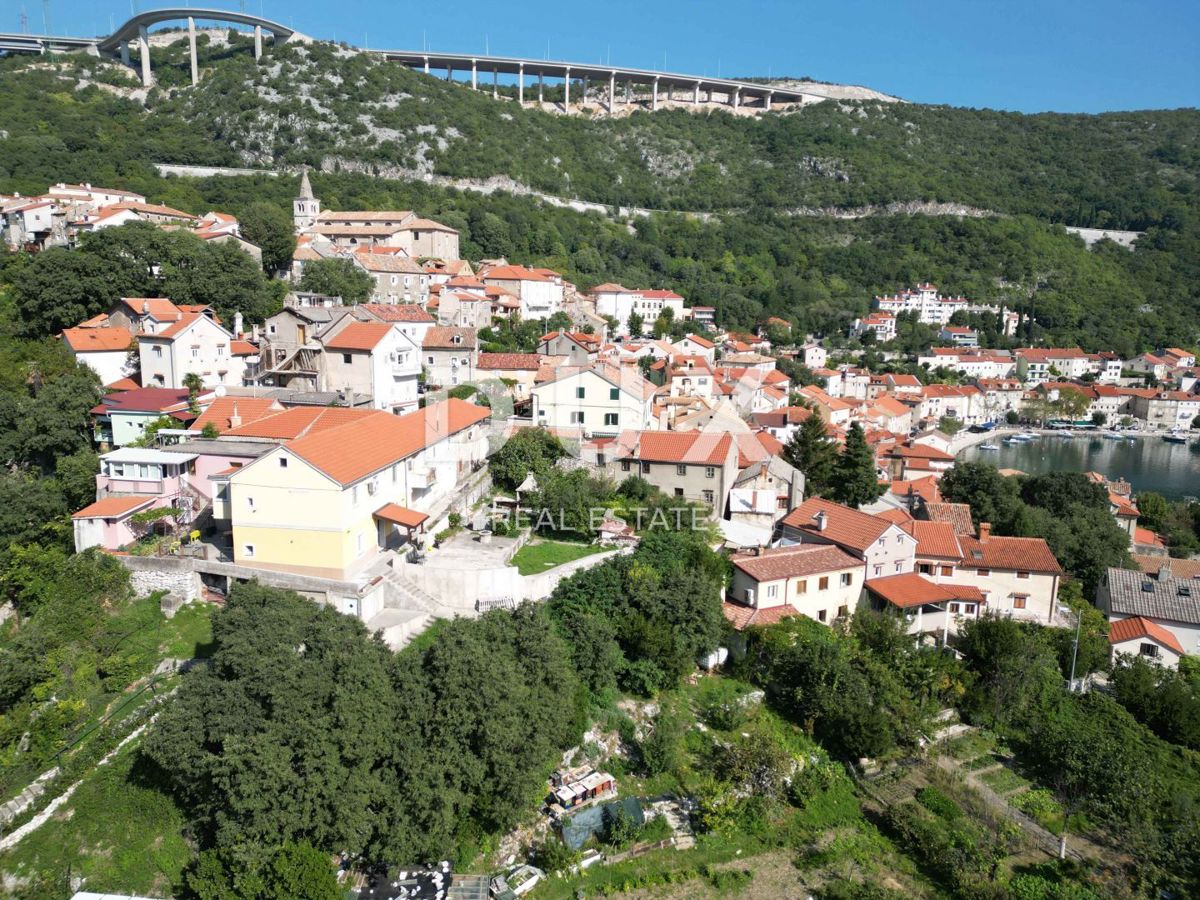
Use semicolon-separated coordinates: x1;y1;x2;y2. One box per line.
41;0;50;34
19;5;28;34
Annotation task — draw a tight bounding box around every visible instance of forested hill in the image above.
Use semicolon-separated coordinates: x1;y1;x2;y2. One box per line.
0;33;1197;229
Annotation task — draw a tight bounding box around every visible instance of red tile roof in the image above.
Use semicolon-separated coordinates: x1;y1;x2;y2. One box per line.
865;573;980;609
1135;527;1166;549
477;352;543;371
72;495;154;519
1132;555;1200;580
781;497;897;553
722;601;802;631
93;387;191;413
359;303;435;323
1108;616;1184;655
731;544;861;582
374;503;430;529
323;322;394;352
225;407;377;440
423;327;476;349
959;533;1063;574
903;520;963;560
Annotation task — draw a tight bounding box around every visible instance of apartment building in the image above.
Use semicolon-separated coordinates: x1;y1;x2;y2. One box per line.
724;545;863;630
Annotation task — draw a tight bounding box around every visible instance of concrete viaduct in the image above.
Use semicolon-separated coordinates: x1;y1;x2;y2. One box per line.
0;9;817;110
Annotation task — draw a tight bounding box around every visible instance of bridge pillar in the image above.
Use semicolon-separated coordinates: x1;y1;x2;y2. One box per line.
518;64;524;104
582;77;588;105
764;91;773;110
652;77;659;111
188;17;198;86
254;25;262;61
733;88;740;110
138;25;151;87
625;80;631;105
471;60;477;89
694;82;700;104
563;67;570;109
424;56;429;75
608;72;615;114
492;68;498;99
538;72;544;104
446;64;453;82
120;41;129;67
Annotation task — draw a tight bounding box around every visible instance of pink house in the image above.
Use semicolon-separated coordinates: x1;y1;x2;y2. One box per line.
73;495;156;552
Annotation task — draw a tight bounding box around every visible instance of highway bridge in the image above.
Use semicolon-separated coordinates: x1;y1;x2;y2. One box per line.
0;7;816;110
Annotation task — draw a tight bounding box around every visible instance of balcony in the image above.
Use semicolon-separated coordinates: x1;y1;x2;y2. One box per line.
409;466;437;489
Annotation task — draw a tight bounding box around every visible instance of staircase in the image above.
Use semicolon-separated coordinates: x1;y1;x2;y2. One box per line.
365;561;456;649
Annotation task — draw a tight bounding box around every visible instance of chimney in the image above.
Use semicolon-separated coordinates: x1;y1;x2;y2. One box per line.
228;403;242;430
814;510;828;532
979;522;991;541
1157;559;1171;580
143;299;150;315
755;545;765;556
234;311;244;337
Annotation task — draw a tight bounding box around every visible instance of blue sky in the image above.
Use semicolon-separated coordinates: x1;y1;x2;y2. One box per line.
19;0;1200;112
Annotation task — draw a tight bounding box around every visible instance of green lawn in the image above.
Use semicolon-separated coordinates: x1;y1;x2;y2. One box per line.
980;767;1031;795
510;539;607;576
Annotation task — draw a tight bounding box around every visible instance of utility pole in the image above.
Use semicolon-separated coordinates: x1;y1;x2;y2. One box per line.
1067;607;1082;693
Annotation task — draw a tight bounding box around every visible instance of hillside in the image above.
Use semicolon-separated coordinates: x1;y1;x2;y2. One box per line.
0;34;1198;352
1;35;1197;228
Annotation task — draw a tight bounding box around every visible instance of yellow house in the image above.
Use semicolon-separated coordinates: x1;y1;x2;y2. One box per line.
228;399;490;579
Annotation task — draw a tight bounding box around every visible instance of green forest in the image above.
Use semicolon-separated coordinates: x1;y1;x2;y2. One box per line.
0;36;1198;352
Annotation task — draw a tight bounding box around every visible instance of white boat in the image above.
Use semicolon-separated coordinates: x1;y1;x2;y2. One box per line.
1003;436;1025;445
979;443;1000;451
1102;431;1125;440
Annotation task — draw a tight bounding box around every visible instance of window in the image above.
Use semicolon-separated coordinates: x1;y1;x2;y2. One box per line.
1012;595;1027;610
918;563;933;575
609;387;619;400
152;345;162;357
878;537;886;546
676;464;687;476
838;605;848;618
243;544;255;558
964;604;977;615
976;568;990;576
818;609;827;623
1017;571;1030;579
818;576;829;590
940;565;953;576
702;490;714;504
279;458;288;468
427;355;434;364
641;462;651;474
604;413;619;427
191;347;200;359
246;497;255;510
705;466;716;479
949;602;960;614
1139;643;1159;658
874;564;882;576
894;562;902;572
766;584;778;599
342;353;353;365
840;573;852;587
620;460;631;472
570;411;585;424
576;386;586;399
674;488;684;498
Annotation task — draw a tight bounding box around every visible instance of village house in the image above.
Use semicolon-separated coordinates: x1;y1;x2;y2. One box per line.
422;327;478;388
531;363;656;436
319;320;421;413
90;387;198;447
591;284;687;337
538;331;603;365
1098;564;1200;669
353;248;432;305
480;265;564;320
723;544;864;630
354;303;435;348
938;325;979;347
607;430;740;514
138;313;246;389
778;497;918;580
474;352;544;398
228;399;491;586
852;312;897;342
62;326;136;386
918;348;1016;380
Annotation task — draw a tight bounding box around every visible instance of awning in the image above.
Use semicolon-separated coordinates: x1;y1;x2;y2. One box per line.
374;503;429;529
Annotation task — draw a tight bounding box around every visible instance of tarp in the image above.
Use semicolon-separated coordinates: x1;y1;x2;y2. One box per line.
560;797;643;850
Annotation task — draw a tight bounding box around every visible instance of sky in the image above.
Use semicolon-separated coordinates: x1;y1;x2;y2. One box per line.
16;0;1200;112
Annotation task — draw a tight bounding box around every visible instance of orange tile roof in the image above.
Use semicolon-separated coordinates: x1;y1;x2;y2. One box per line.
1108;616;1184;655
118;297;183;320
323;322;394;352
144;313;206;341
224;407;377;440
282;399;490;486
72;495;154;519
107;200;196;219
682;334;714;349
875;507;915;525
105;376;142;391
483;265;551;282
722;601;802;631
374;503;430;529
423;327;476;349
189;397;282;434
781;497;896;553
1134;527;1166;549
619;431;733;466
890;476;941;505
923;502;975;535
231;340;258;356
903;520;963;560
959;533;1063;574
62;326;133;352
731;544;861;582
865;573;971;609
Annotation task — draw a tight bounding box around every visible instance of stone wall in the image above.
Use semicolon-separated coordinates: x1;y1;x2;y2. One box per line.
118;555;203;603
